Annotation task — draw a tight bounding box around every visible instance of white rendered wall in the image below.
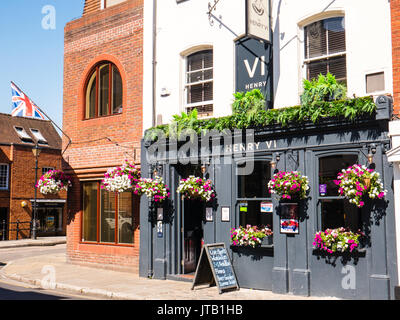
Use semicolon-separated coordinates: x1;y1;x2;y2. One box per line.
143;0;393;131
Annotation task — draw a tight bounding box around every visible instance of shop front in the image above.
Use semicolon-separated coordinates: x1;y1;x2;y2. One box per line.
30;199;65;236
139;97;398;299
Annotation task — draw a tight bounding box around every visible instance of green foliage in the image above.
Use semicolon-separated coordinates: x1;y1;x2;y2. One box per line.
232;89;266;114
144;82;377;141
301;73;347;107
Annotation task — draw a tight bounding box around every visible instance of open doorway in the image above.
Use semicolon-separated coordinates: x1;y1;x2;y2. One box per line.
175;164;205;274
0;208;8;240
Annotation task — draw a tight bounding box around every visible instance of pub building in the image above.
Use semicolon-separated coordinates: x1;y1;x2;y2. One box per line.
139;0;398;299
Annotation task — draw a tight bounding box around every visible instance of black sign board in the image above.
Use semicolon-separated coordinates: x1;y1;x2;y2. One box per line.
191;243;239;294
235;37;273;108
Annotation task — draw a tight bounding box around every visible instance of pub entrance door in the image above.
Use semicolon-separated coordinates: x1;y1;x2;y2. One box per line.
176;164;205;274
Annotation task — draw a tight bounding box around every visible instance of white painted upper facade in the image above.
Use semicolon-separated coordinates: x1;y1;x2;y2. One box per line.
143;0;393;131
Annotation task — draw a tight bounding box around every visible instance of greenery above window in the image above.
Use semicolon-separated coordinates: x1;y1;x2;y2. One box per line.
145;74;377;141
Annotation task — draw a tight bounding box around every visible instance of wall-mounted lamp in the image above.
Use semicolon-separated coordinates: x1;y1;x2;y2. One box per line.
271;153;280;170
368;144;377;164
21;201;28;208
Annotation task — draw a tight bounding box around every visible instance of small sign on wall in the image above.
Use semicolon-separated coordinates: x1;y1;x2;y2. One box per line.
206;207;213;222
221;207;230;222
280;203;299;234
157;221;163;238
260;202;273;213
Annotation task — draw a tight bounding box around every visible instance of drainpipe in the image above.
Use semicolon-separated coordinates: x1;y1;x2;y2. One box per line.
152;0;157;127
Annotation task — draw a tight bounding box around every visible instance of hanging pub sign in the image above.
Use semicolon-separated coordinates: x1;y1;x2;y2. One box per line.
280;203;299;234
246;0;271;43
235;37;273;108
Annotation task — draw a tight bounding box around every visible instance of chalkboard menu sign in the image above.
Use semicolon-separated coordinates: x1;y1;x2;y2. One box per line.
192;243;239;294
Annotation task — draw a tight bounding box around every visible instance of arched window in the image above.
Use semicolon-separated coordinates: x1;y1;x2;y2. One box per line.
85;62;123;119
304;16;346;84
185;49;214;118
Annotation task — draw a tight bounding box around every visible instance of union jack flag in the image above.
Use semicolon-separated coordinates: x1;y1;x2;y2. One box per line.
11;82;45;119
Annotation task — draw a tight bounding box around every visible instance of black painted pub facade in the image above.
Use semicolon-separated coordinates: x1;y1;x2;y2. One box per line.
139;96;398;300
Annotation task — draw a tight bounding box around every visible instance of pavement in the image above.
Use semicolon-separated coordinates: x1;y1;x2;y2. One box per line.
0;237;338;300
0;236;66;249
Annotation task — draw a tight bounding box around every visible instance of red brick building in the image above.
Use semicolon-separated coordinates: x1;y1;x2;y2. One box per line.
62;0;143;272
0;114;67;240
392;0;400;115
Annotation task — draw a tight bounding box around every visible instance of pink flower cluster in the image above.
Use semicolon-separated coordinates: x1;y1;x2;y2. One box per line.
177;176;216;202
230;225;273;248
36;169;72;195
267;171;309;200
334;164;386;208
313;227;362;254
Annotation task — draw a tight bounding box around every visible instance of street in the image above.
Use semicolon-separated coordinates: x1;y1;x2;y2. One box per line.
0;244;67;265
0;244;94;300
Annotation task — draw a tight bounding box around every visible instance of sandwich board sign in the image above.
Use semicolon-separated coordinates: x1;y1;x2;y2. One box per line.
191;243;239;294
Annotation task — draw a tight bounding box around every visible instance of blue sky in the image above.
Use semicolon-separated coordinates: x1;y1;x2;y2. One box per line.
0;0;85;127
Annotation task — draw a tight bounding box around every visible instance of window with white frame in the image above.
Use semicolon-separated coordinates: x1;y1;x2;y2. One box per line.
185;50;214;118
0;164;9;190
30;129;48;145
304;17;347;84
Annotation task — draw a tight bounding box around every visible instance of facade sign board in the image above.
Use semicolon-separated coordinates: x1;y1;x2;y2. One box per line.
235;37;273;107
246;0;271;43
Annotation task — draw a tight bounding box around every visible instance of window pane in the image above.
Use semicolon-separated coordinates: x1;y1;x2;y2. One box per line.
305;21;327;59
100;190;115;243
325;17;345;54
83;183;98;242
238;161;271;198
321;199;361;231
307;59;328;81
85;71;97;119
187;84;204;104
186;104;213;118
99;64;110;117
0;165;8;189
118;192;133;244
328;55;347;82
112;66;123;114
319;155;358;197
239;201;273;232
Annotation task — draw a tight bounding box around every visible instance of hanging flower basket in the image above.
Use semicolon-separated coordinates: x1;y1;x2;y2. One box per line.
313;227;364;254
268;171;309;200
230;225;273;248
137;176;170;203
36;170;72;195
101;160;141;193
177;176;216;202
334;164;387;208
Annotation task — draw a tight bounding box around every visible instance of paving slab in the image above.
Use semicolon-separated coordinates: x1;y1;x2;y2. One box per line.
0;237;66;249
0;252;339;300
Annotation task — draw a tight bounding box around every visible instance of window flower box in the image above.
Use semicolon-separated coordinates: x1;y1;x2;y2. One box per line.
36;170;72;195
313;227;364;254
230;225;273;248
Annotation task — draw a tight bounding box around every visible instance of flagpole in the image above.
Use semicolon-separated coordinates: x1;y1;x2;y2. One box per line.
11;81;72;155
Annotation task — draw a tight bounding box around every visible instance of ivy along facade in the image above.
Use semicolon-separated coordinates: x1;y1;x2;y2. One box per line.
140;0;398;299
